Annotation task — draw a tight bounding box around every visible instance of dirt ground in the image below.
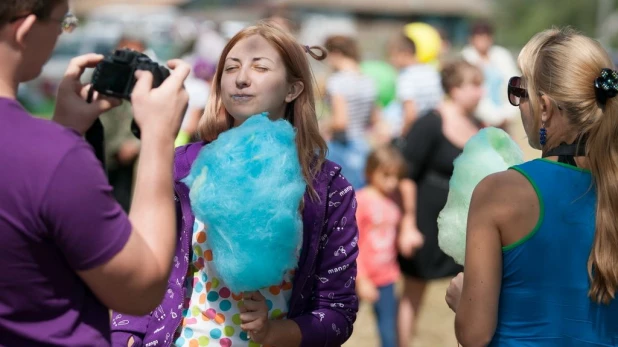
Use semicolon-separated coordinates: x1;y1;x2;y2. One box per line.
343;117;540;347
343;278;458;347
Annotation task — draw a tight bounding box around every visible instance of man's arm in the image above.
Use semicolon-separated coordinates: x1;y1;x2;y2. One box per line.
401;99;418;136
50;55;190;315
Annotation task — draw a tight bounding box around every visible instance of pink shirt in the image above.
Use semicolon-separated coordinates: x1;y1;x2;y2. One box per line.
355;189;401;287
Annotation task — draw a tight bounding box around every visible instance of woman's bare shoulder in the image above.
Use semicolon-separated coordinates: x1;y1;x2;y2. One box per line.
479;169;531;191
473;169;539;225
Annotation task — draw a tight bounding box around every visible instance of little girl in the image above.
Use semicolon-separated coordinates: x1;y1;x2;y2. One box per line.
355;145;423;347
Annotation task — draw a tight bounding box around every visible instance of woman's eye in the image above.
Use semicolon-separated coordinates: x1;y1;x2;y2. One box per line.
224;66;238;72
254;66;268;72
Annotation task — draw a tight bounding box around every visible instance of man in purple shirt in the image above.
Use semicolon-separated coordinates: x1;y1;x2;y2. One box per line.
0;1;191;345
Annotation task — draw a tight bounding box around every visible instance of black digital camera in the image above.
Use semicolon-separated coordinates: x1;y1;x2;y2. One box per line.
90;48;170;100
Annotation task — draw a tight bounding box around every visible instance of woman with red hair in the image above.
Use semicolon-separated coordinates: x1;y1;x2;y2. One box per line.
111;22;360;347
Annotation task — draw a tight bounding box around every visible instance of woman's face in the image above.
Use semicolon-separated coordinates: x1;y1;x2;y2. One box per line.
519;94;538;149
220;35;301;125
450;71;484;114
512;76;538;148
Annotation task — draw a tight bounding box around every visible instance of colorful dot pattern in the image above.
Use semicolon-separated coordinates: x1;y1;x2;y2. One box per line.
173;219;295;346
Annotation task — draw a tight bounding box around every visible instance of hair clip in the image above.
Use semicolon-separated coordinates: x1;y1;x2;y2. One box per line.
302;45;327;61
594;68;618;105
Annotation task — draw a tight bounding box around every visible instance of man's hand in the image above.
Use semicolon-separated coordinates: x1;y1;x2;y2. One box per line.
130;59;190;143
445;272;464;312
53;53;121;134
239;291;272;344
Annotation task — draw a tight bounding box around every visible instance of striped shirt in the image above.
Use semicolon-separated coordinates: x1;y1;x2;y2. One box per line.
397;64;443;117
326;71;377;141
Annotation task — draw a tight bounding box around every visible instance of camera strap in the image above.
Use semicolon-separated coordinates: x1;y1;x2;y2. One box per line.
85;86;106;169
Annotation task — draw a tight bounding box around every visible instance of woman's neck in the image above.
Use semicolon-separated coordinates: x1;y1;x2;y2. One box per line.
541;131;583;156
541;133;588;165
336;59;360;73
442;99;472;120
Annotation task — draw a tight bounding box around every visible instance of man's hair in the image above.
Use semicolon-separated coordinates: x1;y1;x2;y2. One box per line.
324;35;360;62
391;32;416;55
470;21;494;37
0;0;62;26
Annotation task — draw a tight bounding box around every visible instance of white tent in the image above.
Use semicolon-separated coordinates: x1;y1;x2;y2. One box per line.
70;0;190;16
274;0;491;17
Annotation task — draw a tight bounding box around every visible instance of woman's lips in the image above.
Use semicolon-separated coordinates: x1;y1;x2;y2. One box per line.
232;94;254;102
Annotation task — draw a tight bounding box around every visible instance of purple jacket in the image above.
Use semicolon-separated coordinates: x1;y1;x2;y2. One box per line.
111;142;359;347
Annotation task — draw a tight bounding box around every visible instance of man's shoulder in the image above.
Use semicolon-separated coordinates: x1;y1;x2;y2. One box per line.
1;106;96;208
29;120;85;159
490;45;515;58
2;104;86;164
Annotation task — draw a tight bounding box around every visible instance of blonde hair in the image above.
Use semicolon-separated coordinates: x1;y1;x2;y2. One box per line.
518;27;618;304
197;22;328;197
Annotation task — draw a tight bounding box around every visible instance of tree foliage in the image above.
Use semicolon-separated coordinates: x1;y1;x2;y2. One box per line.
493;0;603;48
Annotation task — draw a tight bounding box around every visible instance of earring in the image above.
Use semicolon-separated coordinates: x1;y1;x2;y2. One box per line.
539;122;547;146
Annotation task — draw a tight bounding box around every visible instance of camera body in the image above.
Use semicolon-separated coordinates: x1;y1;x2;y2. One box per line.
90;48;170;100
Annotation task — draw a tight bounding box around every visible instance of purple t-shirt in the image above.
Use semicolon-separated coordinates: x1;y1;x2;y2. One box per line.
0;98;132;346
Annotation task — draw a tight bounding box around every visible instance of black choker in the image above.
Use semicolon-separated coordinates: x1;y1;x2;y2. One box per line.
542;141;586;167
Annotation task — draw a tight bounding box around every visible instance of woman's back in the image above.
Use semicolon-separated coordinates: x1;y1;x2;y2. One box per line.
492;159;618;346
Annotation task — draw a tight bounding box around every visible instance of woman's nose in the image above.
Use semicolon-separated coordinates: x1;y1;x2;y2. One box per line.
235;67;251;88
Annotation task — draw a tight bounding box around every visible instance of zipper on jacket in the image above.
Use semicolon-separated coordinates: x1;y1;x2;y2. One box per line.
288;176;329;315
169;184;192;337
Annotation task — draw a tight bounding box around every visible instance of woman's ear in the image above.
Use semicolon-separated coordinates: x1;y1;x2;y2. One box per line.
539;94;554;123
285;81;304;103
14;15;37;48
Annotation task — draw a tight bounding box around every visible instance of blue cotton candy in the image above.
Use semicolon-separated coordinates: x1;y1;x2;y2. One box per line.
437;127;524;265
183;113;306;293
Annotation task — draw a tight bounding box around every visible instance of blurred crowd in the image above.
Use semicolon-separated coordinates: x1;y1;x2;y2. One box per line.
7;1;618;346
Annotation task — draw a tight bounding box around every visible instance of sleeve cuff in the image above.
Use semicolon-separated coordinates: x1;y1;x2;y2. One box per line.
111;331;143;347
291;314;327;347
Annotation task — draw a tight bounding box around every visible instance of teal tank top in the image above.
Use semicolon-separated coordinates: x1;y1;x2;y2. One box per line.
489;159;618;346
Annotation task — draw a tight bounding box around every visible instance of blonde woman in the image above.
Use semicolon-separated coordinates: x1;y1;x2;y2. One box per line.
446;27;618;346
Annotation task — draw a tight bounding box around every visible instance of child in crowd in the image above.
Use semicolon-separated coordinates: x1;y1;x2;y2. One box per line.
355;145;423;347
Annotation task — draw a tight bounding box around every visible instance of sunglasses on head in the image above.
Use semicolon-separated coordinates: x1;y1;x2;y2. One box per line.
507;76;528;106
